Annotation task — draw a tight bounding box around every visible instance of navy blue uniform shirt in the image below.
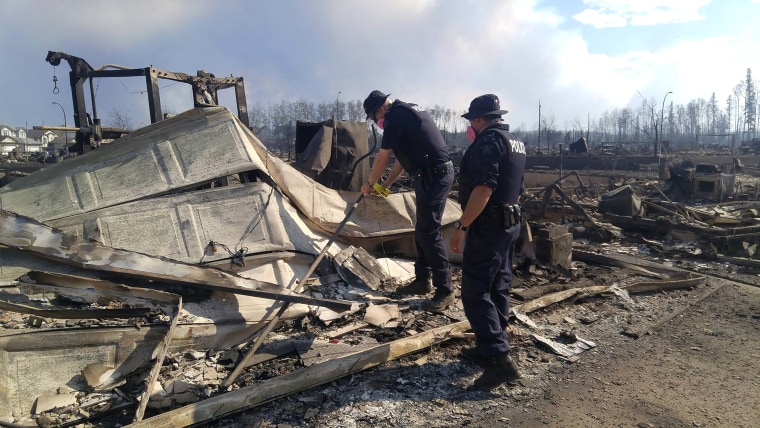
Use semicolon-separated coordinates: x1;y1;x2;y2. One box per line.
458;123;526;209
381;100;450;172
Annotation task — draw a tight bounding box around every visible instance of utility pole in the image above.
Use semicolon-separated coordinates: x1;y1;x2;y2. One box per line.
335;91;341;120
538;100;542;154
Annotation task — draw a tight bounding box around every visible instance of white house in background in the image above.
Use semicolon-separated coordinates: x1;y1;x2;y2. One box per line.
0;124;60;155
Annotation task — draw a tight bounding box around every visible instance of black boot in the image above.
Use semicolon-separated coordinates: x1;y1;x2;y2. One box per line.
422;289;455;312
396;277;432;296
473;353;521;391
460;345;490;366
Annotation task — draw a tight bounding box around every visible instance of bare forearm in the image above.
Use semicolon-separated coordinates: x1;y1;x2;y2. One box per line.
367;149;392;185
383;162;405;187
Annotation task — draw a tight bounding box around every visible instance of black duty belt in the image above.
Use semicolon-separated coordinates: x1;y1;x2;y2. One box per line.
412;160;452;180
475;203;521;229
431;160;453;177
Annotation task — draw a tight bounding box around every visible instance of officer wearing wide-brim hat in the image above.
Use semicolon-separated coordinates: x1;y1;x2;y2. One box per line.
361;89;456;313
451;93;527;391
461;94;509;120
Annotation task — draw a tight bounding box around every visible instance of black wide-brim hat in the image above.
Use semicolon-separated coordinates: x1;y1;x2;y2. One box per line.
363;90;390;118
462;94;508;120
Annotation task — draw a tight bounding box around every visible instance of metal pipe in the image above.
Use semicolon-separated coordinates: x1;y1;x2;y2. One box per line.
33;125;78;132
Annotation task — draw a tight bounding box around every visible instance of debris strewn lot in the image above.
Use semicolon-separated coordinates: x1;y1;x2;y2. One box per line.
3;248;759;427
2;107;760;427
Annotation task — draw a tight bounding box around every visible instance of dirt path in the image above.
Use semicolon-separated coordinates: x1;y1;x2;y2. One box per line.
501;280;760;428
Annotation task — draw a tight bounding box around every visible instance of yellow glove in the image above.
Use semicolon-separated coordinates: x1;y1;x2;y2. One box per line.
373;182;391;198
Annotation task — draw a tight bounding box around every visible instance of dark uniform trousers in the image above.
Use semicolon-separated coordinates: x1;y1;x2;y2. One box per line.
412;164;454;293
461;222;521;356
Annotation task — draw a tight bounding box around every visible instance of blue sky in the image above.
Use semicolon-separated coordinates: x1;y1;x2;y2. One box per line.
1;0;759;132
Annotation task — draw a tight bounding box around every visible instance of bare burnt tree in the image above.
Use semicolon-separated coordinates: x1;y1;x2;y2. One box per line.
346;100;364;121
107;108;134;130
316;102;333;121
540;112;562;152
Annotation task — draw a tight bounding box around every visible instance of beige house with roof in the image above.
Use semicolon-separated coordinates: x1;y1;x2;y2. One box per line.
0;124;61;156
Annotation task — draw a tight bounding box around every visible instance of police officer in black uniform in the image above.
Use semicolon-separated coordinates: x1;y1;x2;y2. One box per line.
361;90;455;312
450;94;526;390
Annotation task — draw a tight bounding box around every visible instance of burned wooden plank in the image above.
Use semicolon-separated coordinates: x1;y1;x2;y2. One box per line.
0;210;352;312
0;298;151;319
623;274;706;293
573;250;671;279
716;254;760;272
515;286;609;314
623;282;725;338
513;273;705;316
511;283;567;301
604;212;760;238
22;271;182;310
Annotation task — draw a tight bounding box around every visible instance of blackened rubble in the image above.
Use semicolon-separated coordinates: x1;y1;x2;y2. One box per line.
5;154;760;427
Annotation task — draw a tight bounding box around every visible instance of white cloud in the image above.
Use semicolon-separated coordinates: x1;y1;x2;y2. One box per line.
1;0;206;50
575;0;711;27
573;9;628;28
2;0;758;134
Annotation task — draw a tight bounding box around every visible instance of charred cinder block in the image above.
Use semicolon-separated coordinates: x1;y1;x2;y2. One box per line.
535;225;572;269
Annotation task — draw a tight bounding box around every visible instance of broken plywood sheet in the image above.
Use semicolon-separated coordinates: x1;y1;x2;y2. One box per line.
363;303;400;328
0;107;266;222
